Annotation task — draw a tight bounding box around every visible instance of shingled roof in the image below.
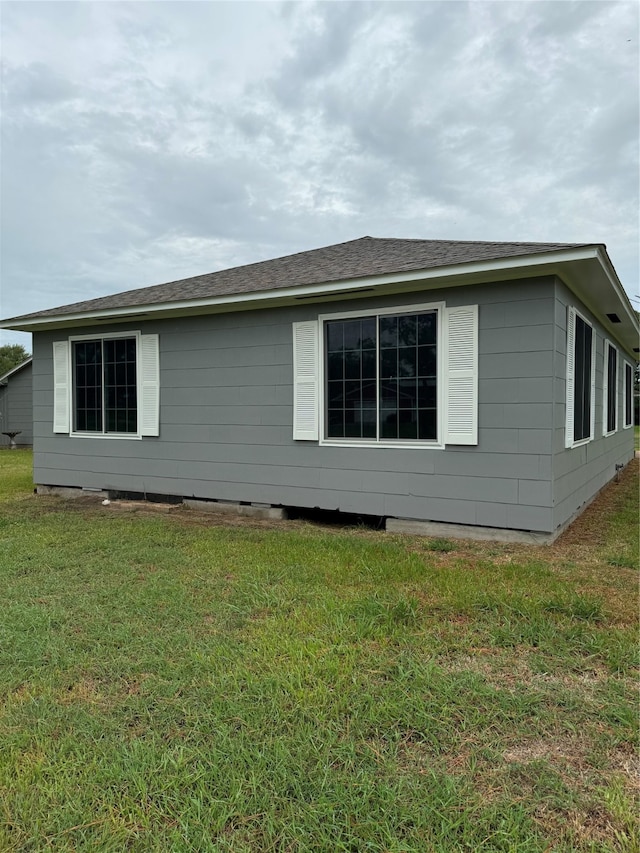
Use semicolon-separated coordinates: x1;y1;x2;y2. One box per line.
7;236;589;322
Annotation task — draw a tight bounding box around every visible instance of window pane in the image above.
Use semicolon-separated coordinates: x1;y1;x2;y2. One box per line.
380;349;396;379
325;311;437;442
362;411;376;438
73;341;102;432
325;319;375;439
398;379;417;409
104;337;137;434
327;324;343;352
362;349;376;379
398;347;416;377
625;364;633;426
607;345;617;433
418;345;436;377
344;415;363;438
417;378;436;409
379;316;397;348
86;411;100;431
73;337;138;435
381;379;398;407
345;380;361;408
361;318;376;350
327;352;343;381
418;313;437;345
583;323;592;435
573;316;592;442
398;410;417;440
328;409;344;437
343;321;361;350
328;381;344;406
398;316;416;347
418;408;437;440
344;351;361;380
380;410;397;439
361;380;376;407
379;311;437;442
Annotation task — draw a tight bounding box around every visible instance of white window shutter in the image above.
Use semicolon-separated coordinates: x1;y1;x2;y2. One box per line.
565;306;576;447
292;321;319;441
139;334;160;437
444;305;478;445
53;341;70;433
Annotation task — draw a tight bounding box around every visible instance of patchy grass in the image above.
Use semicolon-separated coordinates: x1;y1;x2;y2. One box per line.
0;447;33;499
0;452;637;852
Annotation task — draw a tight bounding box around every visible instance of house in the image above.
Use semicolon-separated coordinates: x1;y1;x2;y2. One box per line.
0;357;33;447
1;237;637;542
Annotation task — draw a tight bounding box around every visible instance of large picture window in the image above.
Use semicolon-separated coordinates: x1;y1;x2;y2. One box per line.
293;304;477;447
325;309;438;443
73;337;138;433
565;307;595;447
603;340;617;436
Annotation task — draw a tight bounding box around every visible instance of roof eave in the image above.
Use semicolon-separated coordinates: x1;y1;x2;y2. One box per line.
2;248;637;355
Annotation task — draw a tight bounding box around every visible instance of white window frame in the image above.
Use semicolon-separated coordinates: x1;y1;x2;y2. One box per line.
69;331;144;440
318;301;445;449
565;306;596;449
623;360;634;430
602;339;618;438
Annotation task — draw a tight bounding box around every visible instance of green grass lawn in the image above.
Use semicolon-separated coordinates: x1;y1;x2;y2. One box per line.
0;450;638;852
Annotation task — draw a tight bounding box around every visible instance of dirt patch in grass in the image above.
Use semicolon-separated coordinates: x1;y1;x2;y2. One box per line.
535;803;620;850
503;736;586;767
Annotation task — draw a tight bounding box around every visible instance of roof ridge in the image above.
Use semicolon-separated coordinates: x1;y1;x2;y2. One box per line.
365;235;591;247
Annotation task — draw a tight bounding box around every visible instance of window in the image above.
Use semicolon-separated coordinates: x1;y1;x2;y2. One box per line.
565;307;595;447
52;333;159;438
325;311;438;442
603;340;617;436
292;303;478;447
73;337;138;433
623;361;633;429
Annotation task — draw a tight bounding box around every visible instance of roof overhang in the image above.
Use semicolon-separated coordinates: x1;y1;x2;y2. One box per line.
2;248;638;357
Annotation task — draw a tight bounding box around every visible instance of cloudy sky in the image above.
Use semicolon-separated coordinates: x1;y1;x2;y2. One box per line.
1;0;638;351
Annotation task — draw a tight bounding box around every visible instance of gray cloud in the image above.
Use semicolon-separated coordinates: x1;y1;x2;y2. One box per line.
1;0;638;351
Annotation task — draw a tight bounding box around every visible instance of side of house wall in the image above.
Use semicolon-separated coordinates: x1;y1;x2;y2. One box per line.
0;365;33;446
33;277;558;531
552;279;635;530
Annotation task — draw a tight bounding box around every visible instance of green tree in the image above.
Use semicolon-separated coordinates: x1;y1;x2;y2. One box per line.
0;345;30;377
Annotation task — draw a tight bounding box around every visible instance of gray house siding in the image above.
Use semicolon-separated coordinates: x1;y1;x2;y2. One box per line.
0;363;33;446
551;279;635;531
32;276;560;532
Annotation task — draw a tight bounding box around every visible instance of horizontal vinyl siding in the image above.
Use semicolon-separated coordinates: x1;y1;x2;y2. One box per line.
551;280;635;530
0;366;33;446
33;278;557;532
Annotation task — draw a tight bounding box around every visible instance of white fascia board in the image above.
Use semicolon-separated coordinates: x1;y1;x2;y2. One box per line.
0;246;614;332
